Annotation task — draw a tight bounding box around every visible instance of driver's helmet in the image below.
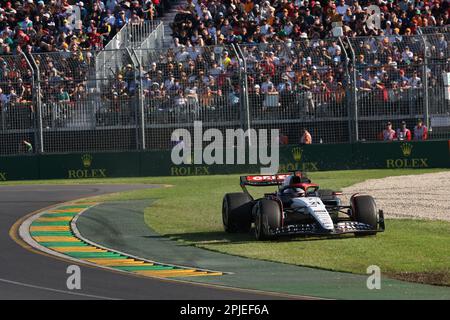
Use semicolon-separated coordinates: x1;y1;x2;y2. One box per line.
282;187;305;198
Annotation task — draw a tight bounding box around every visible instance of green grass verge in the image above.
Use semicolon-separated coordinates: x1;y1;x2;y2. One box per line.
196;219;450;286
141;169;450;286
4;168;450;286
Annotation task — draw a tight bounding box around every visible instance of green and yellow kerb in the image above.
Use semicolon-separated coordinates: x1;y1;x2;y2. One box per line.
30;203;222;278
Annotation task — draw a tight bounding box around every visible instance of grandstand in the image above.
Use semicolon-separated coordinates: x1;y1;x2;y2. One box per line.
0;0;449;155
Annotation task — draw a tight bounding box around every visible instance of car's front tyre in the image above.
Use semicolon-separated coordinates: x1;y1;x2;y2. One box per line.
255;199;282;240
351;194;378;236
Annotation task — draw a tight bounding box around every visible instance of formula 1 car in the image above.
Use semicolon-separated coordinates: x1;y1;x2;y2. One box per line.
222;171;385;240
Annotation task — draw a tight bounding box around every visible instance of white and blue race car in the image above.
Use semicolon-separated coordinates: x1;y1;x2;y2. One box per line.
222;171;385;240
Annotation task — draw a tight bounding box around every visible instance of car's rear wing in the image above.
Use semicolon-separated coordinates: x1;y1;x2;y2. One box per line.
240;174;292;187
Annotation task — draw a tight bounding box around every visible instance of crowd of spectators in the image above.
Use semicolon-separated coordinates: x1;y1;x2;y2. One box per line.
0;54;35;130
243;40;348;117
94;29;450;131
0;47;98;131
0;0;174;129
99;40;347;125
0;0;168;54
351;30;450;116
99;47;242;125
171;0;450;46
162;0;450;121
1;0;450;144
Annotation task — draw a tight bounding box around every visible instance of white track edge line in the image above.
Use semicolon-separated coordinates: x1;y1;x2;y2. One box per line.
0;278;120;300
18;201;323;300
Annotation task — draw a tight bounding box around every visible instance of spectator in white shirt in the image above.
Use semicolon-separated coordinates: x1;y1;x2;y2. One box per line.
336;0;349;16
164;75;176;91
209;62;222;78
437;34;448;52
260;18;271;35
261;77;274;94
408;71;421;88
277;76;293;92
328;41;341;56
402;46;414;63
175;46;190;62
142;73;152;93
174;90;187;108
0;88;9;106
104;10;116;26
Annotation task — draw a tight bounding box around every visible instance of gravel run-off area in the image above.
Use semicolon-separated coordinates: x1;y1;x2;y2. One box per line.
341;171;450;221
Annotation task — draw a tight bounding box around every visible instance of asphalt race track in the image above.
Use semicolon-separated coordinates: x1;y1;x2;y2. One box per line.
0;184;289;300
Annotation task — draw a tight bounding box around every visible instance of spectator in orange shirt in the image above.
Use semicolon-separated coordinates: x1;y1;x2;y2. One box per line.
243;0;254;13
300;129;312;145
412;9;424;27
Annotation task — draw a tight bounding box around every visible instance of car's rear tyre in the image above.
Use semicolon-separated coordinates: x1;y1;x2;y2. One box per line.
255;199;282;240
351;194;378;236
222;193;253;233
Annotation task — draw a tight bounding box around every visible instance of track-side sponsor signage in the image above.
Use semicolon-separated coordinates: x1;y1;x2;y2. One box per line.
386;143;428;168
170;165;210;176
279;146;319;172
67;154;108;179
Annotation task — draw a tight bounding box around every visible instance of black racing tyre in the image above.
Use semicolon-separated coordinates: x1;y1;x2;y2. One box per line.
255;199;282;240
222;193;253;233
352;195;378;236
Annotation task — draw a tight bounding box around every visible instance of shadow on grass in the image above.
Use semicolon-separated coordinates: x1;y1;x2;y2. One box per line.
163;231;253;245
161;230;357;245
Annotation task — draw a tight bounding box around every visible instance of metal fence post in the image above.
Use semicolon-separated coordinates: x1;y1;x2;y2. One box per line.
423;55;430;131
418;29;430;131
25;52;44;153
160;22;165;47
136;49;146;151
125;49;138;150
345;37;359;142
234;44;252;145
339;37;353;143
129;48;146;150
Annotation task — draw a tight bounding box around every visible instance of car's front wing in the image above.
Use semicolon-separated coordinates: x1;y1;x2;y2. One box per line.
271;221;384;236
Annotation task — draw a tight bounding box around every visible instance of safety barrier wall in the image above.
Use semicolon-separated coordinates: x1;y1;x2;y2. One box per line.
0;141;449;181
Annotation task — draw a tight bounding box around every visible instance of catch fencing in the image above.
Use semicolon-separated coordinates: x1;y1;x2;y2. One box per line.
95;20;164;84
0;32;449;156
239;39;352;145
